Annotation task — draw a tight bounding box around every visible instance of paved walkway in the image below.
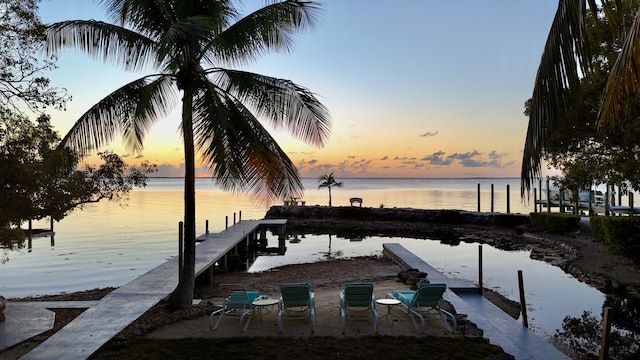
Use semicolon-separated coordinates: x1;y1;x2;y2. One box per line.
383;243;570;360
17;220;282;360
0;301;98;352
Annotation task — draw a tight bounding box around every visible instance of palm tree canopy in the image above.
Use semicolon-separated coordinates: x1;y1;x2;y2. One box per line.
318;172;342;189
521;0;640;197
46;0;331;203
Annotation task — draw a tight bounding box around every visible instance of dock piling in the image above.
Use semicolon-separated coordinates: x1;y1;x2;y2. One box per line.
599;307;613;360
491;184;494;213
478;245;483;295
518;270;528;328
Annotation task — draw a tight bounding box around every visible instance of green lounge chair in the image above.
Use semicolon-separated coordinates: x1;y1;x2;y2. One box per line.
340;282;379;333
389;283;455;333
209;284;260;332
278;283;316;333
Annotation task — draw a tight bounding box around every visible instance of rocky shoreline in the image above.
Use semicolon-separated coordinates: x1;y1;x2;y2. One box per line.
266;205;640;298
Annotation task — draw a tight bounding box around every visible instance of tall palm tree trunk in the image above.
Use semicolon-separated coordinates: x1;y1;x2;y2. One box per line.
167;89;196;309
328;187;332;207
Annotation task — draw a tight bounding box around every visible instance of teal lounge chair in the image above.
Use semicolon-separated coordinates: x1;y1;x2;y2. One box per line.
278;283;316;333
340;282;379;333
209;284;260;332
389;283;456;333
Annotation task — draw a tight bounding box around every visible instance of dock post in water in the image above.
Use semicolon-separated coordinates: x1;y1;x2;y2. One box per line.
518;270;528;328
205;220;209;234
478;245;483;295
491;184;494;213
599;307;613;360
477;183;481;212
506;184;510;213
546;177;551;212
538;178;543;212
225;216;228;229
239;210;242;221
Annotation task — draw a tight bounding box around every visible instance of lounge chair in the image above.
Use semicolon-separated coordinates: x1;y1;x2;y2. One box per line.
209;284;260;332
340;282;379;333
278;283;316;333
389;283;456;333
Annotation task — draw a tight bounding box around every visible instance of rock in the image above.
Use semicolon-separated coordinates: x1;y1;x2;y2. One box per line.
0;295;6;321
397;269;428;289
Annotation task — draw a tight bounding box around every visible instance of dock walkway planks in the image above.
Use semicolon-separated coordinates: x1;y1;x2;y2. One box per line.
383;243;570;360
21;219;285;360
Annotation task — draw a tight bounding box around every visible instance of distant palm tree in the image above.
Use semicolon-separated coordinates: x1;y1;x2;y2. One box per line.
45;0;330;309
318;172;342;206
521;0;640;196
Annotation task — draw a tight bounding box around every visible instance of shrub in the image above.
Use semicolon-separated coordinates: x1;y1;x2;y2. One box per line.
589;216;608;242
529;212;580;234
601;217;640;264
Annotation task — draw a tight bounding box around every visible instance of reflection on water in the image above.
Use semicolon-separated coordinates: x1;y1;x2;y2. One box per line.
248;230;611;343
552;296;640;358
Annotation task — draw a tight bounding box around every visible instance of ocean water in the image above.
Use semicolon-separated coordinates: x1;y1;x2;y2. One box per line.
0;177;605;339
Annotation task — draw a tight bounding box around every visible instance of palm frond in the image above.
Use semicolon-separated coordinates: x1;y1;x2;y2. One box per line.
191;82;303;204
521;0;591;196
58;75;177;155
156;16;223;68
598;7;640;130
98;0;176;37
211;68;331;147
45;20;160;72
206;0;323;66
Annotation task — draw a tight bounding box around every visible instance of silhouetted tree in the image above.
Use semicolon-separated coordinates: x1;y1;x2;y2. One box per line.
318;172;342;207
45;0;331;309
521;0;640;196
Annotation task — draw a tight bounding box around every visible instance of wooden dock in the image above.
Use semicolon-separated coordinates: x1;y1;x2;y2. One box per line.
383;243;570;360
21;219;286;360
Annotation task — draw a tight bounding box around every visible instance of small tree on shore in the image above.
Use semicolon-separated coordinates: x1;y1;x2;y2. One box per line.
318;172;342;207
0;114;156;248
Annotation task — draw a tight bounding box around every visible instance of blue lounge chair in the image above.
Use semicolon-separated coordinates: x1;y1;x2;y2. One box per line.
389;283;456;333
340;282;379;333
209;284;260;332
278;283;316;333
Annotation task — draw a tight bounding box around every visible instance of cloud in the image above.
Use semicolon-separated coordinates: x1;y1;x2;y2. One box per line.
419;130;439;137
135;154;144;159
421;150;452;165
380;155;388;160
150;162;211;177
447;151;482;160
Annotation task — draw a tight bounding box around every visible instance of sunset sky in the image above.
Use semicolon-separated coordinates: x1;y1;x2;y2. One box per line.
38;0;559;178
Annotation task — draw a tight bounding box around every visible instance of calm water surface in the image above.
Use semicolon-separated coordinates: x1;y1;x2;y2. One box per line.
0;177;605;339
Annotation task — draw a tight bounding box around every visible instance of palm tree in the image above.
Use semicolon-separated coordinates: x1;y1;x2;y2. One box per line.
45;0;331;309
521;0;640;197
318;172;342;206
